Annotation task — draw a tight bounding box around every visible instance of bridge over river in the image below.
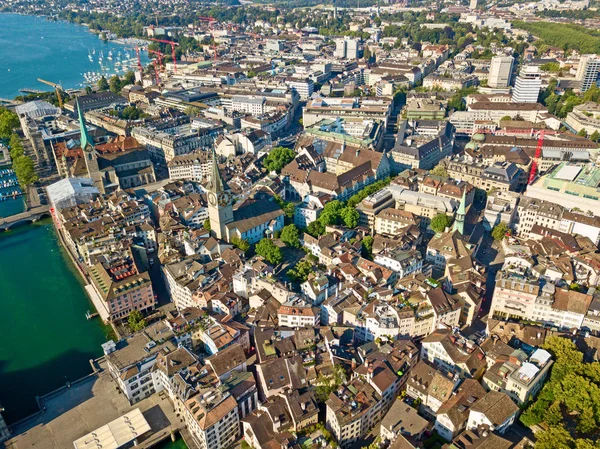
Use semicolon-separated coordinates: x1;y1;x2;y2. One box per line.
0;205;51;231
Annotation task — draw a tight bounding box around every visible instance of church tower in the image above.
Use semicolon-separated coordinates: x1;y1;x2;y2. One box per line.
77;100;104;193
453;188;467;235
207;149;234;240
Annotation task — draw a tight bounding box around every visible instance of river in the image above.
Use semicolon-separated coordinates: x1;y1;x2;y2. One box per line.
0;221;110;423
0;13;149;99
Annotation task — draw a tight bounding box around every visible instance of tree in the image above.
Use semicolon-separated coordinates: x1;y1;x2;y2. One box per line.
263;146;295;173
430;163;448;177
97;76;109;91
231;236;250;253
0;109;19;139
534;426;573;449
590;130;600;142
13;155;38;186
318;200;343;226
340;206;359;228
256;238;283;265
491;222;509;241
203;218;211;232
578;128;588;137
280;224;301;248
287;259;313;283
307;220;325;237
184;106;200;116
500;115;512;122
128;310;147;332
109;75;122;94
362;235;374;258
430;214;453;233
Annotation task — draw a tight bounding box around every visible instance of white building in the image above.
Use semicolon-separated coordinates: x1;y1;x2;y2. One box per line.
512;65;542;103
576;54;600;92
335;37;360;59
488;56;514;88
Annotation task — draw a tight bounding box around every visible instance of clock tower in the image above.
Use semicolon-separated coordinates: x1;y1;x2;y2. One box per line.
207;149;234;240
77;99;104;193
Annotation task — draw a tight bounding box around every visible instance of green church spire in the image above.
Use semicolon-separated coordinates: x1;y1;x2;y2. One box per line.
453;188;467;235
77;99;94;152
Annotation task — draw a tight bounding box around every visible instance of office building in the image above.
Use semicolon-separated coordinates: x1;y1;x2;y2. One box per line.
577;55;600;92
488;56;514;88
334;37;360;59
512;65;542;103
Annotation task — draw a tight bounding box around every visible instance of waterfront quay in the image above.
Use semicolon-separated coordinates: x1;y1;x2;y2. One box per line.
4;359;186;449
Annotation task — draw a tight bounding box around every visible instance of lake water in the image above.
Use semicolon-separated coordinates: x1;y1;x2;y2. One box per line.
0;13;149;99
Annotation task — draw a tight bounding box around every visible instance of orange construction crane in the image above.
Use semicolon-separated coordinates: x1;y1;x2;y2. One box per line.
37;78;64;108
149;38;180;74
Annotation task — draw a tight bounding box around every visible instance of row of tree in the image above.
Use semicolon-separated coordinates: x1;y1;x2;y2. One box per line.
8;134;38;187
514;20;600;54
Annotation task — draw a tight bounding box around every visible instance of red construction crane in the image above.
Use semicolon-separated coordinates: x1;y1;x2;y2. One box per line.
135;45;143;82
149;38;180;74
148;49;166;85
199;16;219;61
528;130;545;185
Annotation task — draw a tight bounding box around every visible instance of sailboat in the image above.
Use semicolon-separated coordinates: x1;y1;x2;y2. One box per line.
88;49;93;62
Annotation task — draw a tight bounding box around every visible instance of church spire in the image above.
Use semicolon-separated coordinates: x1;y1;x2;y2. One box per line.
207;148;229;193
77;99;94;152
453;188;467;235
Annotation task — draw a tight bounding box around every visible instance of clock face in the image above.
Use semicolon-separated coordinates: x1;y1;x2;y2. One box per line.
218;192;232;207
208;192;217;206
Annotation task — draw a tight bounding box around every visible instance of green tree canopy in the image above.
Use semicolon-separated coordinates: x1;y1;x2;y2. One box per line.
128;310;147;332
318;200;343;226
256;238;283;265
362;235;374;259
340;206;359;228
263;146;295;173
430;214;453;233
0;109;19;140
430;163;448;177
306;220;325;237
491;222;509;241
280;224;301;248
231;236;250;253
97;76;109;91
287;259;313;284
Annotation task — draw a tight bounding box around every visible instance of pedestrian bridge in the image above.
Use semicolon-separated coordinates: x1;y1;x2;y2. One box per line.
0;205;51;231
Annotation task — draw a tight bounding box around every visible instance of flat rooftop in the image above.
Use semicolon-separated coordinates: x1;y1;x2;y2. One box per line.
4;360;180;449
73;408;151;449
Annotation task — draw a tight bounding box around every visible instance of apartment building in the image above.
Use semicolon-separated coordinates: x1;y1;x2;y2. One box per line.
374;208;420;235
183;390;240;449
104;323;178;404
168;150;212;182
490;271;540;321
88;256;155;322
482;347;553;405
421;329;487;379
277;302;320;328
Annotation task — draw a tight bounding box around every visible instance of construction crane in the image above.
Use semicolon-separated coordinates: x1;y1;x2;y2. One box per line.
199;16;219;61
528;130;545;185
148;49;166;85
149;38;180;74
37;78;64;108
